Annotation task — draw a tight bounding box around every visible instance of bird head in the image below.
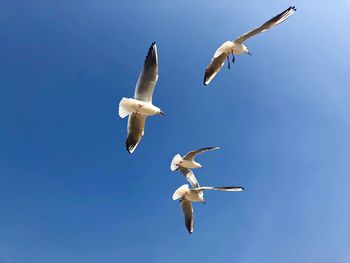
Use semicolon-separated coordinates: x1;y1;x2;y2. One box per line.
243;45;252;56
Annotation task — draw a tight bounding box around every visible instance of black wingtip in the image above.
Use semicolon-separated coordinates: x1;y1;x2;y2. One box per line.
203;72;210;86
149;42;157;51
148;42;156;52
203;146;220;151
126;138;137;154
144;41;158;66
126;144;134;154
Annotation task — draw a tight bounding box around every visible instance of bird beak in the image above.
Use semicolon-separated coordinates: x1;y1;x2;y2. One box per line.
247;52;252;56
159;111;165;116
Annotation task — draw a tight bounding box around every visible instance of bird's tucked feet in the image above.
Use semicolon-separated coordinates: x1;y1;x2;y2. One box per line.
231;52;235;64
227;55;231;69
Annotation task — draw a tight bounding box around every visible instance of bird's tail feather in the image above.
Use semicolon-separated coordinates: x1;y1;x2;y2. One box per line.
172;184;189;200
119;98;132;118
170;154;182;171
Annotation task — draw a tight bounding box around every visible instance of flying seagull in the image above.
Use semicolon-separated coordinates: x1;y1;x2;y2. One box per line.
172;184;244;234
204;6;297;85
170;146;220;171
118;42;164;153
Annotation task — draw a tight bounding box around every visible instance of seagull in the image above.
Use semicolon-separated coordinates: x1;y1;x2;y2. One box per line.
204;6;297;85
172;184;244;234
170;146;220;171
118;42;164;154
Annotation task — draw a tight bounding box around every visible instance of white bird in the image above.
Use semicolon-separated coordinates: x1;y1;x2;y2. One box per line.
118;42;164;153
172;184;244;233
170;146;220;171
204;6;297;85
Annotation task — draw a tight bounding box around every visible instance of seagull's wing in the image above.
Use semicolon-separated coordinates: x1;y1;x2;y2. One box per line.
134;42;158;102
181;199;194;234
126;113;147;154
183;146;220;161
204;51;227;85
195;186;244;192
179;168;200;189
234;6;296;44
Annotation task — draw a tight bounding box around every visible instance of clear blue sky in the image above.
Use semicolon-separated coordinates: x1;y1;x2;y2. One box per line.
1;0;350;262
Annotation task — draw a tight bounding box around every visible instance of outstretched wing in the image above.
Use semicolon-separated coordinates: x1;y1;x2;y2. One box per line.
134;42;159;102
195;186;244;192
234;6;296;44
204;52;227;85
183;146;220;161
179;167;200;189
126;114;147;154
181;199;194;234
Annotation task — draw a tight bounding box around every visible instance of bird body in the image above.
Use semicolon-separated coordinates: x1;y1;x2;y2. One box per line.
119;97;163;118
183;189;205;203
214;41;245;56
181;159;202;169
172;184;205;202
170;146;219;171
232;43;247;55
170;154;202;171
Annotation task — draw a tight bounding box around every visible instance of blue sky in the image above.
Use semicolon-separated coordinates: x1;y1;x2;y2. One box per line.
1;0;350;262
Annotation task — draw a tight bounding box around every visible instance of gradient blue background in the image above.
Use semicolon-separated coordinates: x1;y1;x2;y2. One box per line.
1;0;350;262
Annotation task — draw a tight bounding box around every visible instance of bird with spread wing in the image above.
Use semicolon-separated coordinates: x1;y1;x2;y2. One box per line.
118;42;164;154
204;6;297;85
